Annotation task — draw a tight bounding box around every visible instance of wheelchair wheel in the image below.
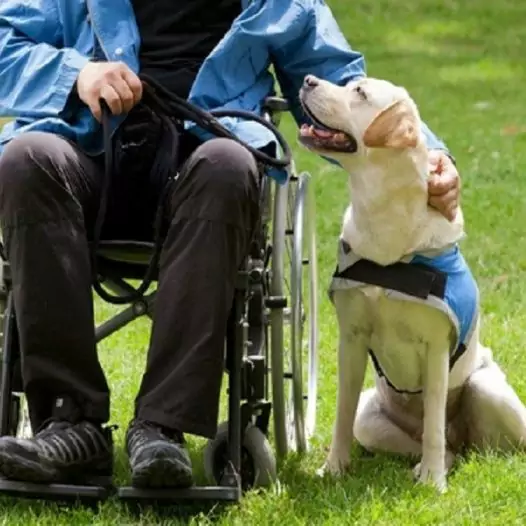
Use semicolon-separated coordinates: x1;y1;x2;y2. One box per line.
203;421;277;490
0;261;24;436
270;171;319;459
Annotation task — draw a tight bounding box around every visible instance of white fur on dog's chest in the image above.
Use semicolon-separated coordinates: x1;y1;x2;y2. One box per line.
337;286;454;392
330;236;480;394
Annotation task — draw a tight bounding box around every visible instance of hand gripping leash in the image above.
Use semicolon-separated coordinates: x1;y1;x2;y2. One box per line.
92;75;291;304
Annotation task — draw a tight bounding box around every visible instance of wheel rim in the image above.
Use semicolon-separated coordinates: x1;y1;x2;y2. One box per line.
270;180;289;460
270;172;319;458
288;172;318;452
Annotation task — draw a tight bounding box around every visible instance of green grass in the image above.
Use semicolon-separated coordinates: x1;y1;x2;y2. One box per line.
2;0;526;523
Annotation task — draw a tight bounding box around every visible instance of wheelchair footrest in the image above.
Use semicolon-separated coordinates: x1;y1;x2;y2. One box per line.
118;485;241;504
0;477;113;503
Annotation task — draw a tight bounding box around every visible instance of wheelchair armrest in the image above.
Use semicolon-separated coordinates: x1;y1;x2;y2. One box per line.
262;96;289;113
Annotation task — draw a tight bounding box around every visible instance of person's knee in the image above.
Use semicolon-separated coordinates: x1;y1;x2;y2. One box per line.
0;132;61;205
190;138;258;199
171;138;259;226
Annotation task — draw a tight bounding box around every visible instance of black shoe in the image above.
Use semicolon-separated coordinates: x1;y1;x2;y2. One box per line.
126;419;193;488
0;420;113;484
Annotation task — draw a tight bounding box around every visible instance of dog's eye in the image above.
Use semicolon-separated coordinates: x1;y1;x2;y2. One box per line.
355;86;368;101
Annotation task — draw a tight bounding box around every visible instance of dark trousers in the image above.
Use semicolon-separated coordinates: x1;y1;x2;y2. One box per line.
0;130;259;438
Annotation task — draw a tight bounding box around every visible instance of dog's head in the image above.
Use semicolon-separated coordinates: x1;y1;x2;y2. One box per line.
298;76;421;160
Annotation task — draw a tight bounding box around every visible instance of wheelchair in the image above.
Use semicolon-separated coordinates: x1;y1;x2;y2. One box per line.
0;96;319;506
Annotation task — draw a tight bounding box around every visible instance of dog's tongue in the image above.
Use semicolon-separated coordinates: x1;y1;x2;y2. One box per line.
313;128;334;138
300;124;335;138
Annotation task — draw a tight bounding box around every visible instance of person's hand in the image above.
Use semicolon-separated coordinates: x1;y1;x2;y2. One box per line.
427;149;460;221
76;61;143;122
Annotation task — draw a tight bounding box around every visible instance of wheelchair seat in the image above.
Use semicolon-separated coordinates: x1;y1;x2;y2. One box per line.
97;240;155;266
94;240;158;283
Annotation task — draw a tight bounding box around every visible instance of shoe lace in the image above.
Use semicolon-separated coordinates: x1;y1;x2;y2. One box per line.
35;420;109;464
128;420;184;453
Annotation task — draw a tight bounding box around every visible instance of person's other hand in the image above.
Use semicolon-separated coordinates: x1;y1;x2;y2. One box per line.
76;61;143;122
427;149;460;221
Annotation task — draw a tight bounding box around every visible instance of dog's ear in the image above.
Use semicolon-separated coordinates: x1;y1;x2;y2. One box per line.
363;100;419;149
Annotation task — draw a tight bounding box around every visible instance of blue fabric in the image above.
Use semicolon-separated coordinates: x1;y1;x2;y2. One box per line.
331;244;479;353
0;0;449;182
411;246;479;349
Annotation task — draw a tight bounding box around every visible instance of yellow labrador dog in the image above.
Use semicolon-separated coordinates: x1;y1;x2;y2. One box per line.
298;75;526;492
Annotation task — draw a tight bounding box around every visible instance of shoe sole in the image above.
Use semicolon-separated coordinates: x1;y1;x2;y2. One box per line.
132;456;193;489
0;450;58;483
0;448;113;485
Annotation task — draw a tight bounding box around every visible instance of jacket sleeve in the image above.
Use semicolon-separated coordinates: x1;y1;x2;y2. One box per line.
270;0;449;152
0;1;89;118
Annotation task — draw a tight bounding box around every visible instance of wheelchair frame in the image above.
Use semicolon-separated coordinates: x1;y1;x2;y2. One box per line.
0;97;319;506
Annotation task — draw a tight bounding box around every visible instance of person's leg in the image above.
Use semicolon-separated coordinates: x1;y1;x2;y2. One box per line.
0;132;112;483
127;137;260;488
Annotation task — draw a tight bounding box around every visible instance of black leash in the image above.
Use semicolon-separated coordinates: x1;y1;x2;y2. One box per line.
92;75;291;305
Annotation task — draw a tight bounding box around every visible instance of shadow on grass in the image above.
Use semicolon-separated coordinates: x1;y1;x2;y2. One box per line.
278;449;417;505
112;448;423;524
0;445;420;525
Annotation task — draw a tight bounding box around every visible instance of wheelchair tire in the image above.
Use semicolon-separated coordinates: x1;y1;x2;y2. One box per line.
203;421;277;490
270;172;319;460
0;289;22;438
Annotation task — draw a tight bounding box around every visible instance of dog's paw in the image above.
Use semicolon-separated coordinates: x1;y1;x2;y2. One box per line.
316;463;330;478
413;461;447;494
317;456;350;478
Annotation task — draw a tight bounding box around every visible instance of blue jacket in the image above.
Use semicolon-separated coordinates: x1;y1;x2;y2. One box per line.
0;0;449;180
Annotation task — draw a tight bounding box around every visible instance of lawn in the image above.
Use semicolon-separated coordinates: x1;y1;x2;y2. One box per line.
2;0;526;524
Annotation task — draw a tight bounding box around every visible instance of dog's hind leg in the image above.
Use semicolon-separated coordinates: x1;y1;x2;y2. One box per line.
355;388;422;456
354;388;456;469
463;350;526;451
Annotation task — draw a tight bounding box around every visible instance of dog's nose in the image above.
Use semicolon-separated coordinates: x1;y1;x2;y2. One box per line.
303;75;319;90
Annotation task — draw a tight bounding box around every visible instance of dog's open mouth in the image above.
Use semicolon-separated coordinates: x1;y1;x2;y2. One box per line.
299;99;358;153
299;124;357;152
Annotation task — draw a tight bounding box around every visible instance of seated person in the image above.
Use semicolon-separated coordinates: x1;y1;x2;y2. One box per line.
0;0;460;488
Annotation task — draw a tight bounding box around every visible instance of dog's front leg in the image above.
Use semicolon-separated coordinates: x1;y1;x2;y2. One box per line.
414;341;450;493
323;325;369;476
